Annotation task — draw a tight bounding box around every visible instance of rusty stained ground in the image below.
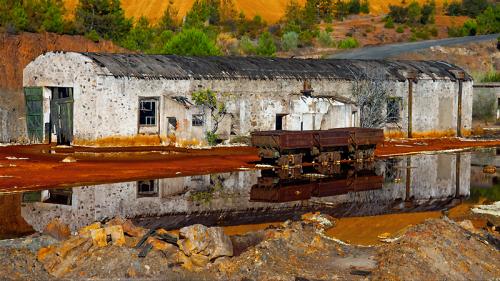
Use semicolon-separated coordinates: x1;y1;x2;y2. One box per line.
0;137;500;193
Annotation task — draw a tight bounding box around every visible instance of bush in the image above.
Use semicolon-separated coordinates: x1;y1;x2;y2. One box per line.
163;28;221;56
337;37;359;49
396;26;405;33
476;5;500;35
325;26;334;33
407;1;421;24
206;132;219;146
445;1;463;16
384;16;395;28
388;4;409;23
413;28;430;40
281;31;299;51
120;17;155;51
360;0;370;13
317;30;333;47
239;35;256;54
420;0;436;24
255;31;276;56
480;71;500;83
429;26;438;36
299;30;315;47
85;29;100;42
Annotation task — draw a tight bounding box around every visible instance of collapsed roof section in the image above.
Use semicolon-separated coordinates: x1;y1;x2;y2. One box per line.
81;52;471;82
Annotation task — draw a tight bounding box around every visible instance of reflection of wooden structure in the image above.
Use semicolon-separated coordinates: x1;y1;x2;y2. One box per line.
250;169;384;203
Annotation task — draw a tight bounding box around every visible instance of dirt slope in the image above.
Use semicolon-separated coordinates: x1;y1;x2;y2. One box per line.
0;32;124;142
63;0;448;23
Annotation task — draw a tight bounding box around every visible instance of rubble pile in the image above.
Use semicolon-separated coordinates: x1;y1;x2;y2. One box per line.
35;217;233;279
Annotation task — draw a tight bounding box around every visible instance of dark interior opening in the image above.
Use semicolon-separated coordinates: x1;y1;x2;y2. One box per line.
276;114;286;130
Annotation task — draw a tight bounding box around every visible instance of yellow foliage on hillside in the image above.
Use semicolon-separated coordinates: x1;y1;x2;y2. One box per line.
63;0;447;23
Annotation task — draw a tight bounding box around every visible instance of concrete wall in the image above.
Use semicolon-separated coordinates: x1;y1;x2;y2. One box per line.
23;52;474;144
472;83;500;124
0;88;26;143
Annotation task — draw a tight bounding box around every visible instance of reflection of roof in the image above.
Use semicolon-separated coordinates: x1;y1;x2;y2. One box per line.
80;52;471;81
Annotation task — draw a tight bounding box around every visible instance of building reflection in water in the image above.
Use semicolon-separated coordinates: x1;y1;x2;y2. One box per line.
19;152;471;232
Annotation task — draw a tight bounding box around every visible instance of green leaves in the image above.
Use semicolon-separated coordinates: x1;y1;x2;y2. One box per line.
163;28;221;56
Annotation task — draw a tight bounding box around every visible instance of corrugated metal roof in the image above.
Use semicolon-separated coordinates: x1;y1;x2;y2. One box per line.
80;52;471;81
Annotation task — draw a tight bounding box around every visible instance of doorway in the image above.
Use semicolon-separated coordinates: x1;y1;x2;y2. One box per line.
276;114;287;130
50;87;74;145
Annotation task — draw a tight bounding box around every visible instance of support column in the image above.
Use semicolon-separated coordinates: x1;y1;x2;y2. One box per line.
457;80;463;137
408;80;413;138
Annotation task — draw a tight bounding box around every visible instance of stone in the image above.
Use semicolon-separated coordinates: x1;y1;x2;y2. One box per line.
43;218;71;241
472;201;500;226
178;224;210;255
177;224;233;260
377;232;391;239
458;220;476;232
146;237;176;252
104;225;125;246
61;156;77;163
301;212;336;229
206;227;233;259
90;228;107;247
107;217;147;237
78;222;102;237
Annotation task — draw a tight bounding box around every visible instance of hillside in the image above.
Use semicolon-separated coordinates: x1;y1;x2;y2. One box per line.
63;0;448;23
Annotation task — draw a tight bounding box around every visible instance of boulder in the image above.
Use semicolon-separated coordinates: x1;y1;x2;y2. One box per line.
472;201;500;226
90;228;107;247
176;224;233;270
104;225;126;246
301;212;336;229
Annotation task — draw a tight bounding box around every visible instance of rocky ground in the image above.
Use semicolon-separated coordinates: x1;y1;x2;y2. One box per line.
0;210;499;281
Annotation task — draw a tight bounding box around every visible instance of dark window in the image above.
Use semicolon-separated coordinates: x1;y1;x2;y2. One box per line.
137;180;158;197
276;114;286;130
51;87;73;99
192;114;204;126
387;97;402;123
139;99;157;126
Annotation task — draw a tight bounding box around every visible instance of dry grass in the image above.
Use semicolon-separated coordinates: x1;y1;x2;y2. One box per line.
63;0;448;23
73;134;206;147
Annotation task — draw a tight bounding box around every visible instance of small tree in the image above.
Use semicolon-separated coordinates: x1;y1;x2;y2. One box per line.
75;0;132;41
255;31;276;56
163;28;221;56
191;89;228;145
351;72;391;128
120;17;155;51
158;0;178;31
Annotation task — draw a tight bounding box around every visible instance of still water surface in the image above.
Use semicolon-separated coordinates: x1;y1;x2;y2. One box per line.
1;149;499;244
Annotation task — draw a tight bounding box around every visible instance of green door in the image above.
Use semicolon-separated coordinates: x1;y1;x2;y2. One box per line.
50;88;74;145
24;87;44;143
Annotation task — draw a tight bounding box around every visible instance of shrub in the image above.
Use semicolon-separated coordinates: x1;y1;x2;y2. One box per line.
360;0;370;13
325;26;334;33
299;30;315;47
317;30;333;47
388;4;409;23
281;31;299;51
476;5;500;35
429;26;438;36
420;0;436;24
85;29;100;42
413;28;430;40
396;26;405;33
239;35;256;54
163;28;221;56
120;17;155;51
205;131;219;146
255;31;276;56
407;1;422;24
445;1;463;16
337;37;359;49
384;16;395;28
480;71;500;83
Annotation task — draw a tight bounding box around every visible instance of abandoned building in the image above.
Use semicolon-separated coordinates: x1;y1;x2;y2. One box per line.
22;52;473;145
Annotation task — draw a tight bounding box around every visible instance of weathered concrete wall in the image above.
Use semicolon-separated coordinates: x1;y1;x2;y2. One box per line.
0;88;26;143
472;83;500;124
23;52;474;144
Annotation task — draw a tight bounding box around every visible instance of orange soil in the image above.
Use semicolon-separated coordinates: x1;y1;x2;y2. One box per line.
63;0;449;24
0;138;499;193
